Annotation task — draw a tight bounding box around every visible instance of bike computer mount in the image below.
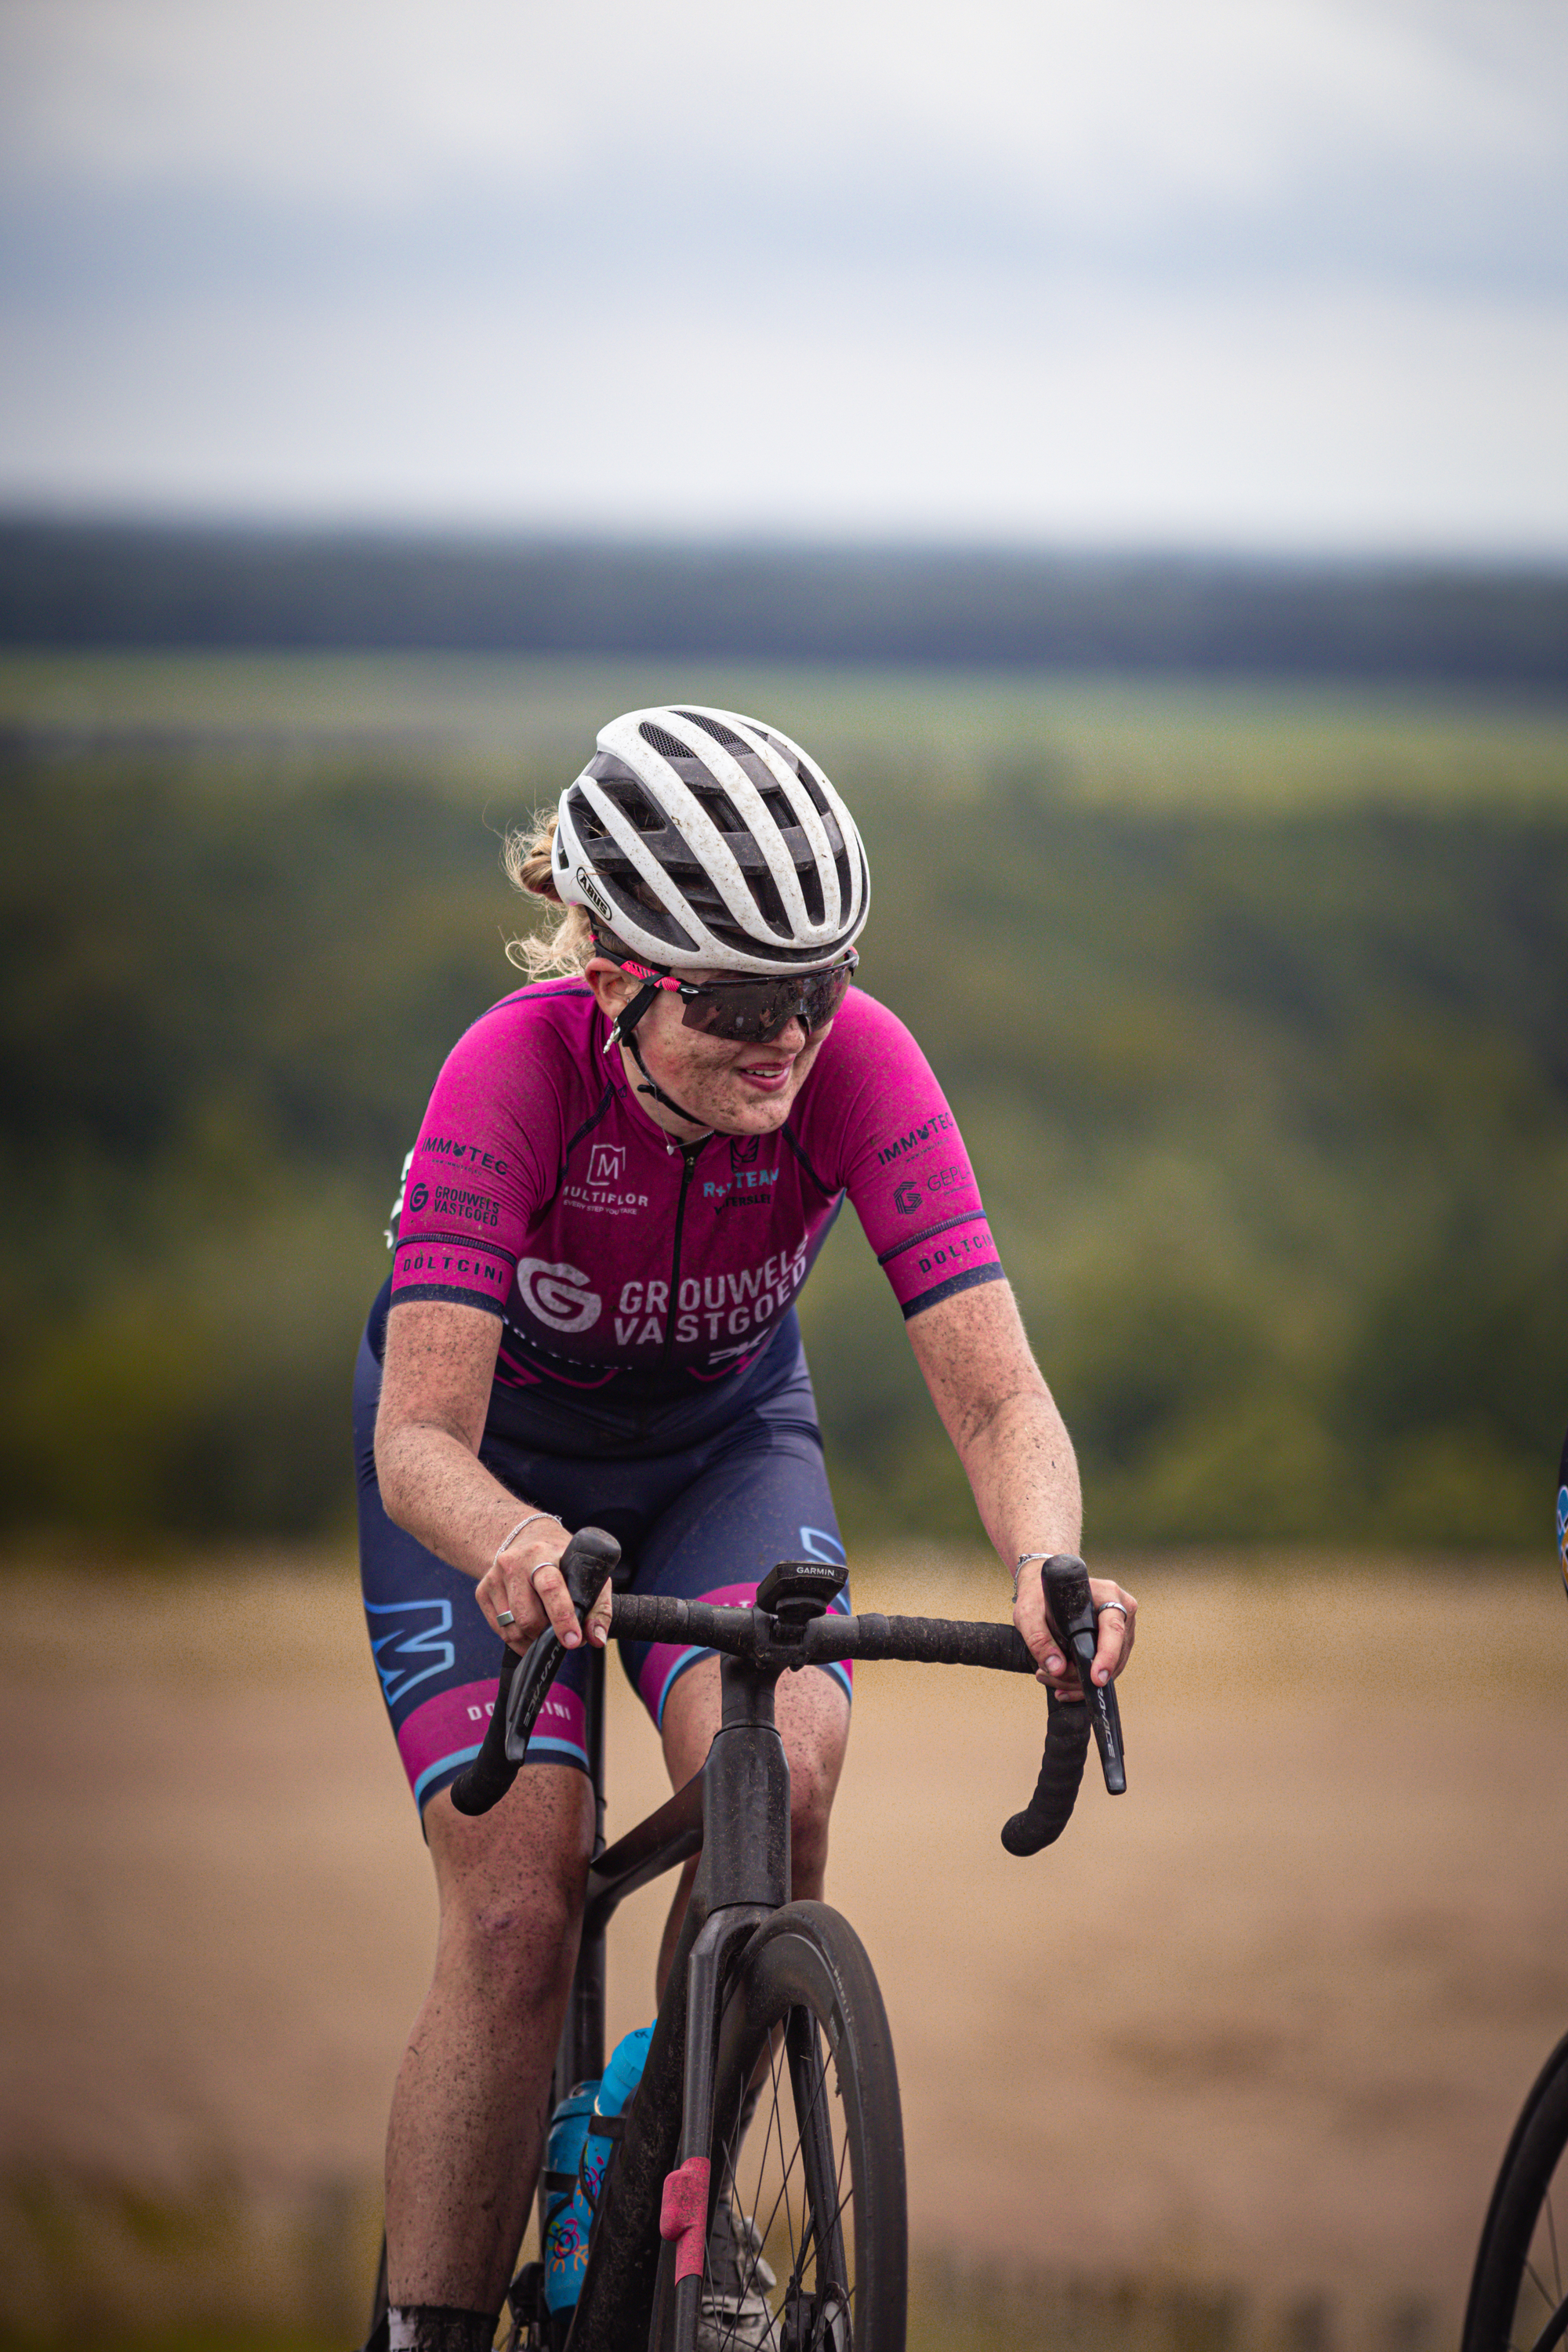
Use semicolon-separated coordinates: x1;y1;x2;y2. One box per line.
756;1558;848;1629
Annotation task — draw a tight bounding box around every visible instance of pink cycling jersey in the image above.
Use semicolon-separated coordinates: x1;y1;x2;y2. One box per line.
388;980;1004;1449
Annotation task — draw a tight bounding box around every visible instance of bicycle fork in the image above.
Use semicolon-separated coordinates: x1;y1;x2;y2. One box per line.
566;1651;792;2352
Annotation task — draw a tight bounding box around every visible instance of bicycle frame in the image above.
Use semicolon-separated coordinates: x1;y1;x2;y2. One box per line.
553;1640;793;2352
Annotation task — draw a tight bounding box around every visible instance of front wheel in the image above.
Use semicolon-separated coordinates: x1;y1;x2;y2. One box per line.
1463;2030;1568;2352
661;1901;906;2352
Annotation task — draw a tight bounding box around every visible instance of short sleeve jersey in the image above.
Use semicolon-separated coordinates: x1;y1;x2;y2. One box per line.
388;982;1004;1446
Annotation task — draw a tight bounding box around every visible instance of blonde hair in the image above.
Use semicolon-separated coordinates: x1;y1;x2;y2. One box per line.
503;808;597;979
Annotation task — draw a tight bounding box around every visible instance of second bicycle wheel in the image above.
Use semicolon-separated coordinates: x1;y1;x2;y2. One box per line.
664;1900;906;2352
1464;2029;1568;2352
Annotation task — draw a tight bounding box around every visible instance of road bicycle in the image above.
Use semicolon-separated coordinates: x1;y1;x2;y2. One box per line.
365;1528;1126;2352
1463;2030;1568;2352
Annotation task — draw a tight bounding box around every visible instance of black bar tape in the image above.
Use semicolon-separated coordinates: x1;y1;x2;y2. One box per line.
1000;1692;1092;1856
804;1613;1036;1672
606;1594;1039;1675
609;1594;749;1651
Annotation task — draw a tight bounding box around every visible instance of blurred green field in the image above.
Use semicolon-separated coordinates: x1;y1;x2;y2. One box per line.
2;652;1566;1550
6;646;1568;812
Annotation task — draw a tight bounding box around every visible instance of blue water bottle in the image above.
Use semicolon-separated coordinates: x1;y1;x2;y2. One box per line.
580;2023;655;2212
541;2025;655;2319
541;2079;599;2318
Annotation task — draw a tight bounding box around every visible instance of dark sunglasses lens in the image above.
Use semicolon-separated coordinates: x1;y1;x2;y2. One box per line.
800;964;855;1025
681;960;855;1042
681;981;790;1039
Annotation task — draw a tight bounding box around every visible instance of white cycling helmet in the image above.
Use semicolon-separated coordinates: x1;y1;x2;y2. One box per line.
551;705;869;973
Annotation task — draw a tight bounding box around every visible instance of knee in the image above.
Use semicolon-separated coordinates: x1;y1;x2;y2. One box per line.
440;1868;582;2013
788;1748;839;1882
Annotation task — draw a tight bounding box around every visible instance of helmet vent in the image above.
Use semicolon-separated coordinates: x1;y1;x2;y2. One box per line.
689;784;746;835
676;710;749;751
600;778;665;834
791;757;833;816
744;866;792;937
639;721;691;761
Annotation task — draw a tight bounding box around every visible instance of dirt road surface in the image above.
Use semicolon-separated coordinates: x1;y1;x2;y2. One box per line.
1;1552;1563;2347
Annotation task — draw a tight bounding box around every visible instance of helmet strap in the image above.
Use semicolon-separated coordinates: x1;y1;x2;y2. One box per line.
624;1029;711;1138
604;978;660;1050
603;977;711;1139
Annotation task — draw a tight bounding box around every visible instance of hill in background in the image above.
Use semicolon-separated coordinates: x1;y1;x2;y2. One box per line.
3;648;1564;1551
3;518;1567;688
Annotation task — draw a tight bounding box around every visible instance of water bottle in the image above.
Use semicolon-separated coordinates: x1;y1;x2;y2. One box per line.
541;2080;599;2318
540;2026;654;2318
580;2023;655;2212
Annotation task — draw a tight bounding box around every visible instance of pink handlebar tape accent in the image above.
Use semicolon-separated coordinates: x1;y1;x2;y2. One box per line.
659;2156;712;2284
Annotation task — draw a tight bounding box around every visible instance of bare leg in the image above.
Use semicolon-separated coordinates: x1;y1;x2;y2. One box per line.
653;1662;851;1999
385;1765;596;2312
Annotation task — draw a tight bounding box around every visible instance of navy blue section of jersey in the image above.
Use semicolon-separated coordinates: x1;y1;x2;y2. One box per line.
367;1272;822;1460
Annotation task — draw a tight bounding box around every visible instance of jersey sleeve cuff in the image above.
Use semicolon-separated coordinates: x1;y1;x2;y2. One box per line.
389;1283;506;1316
899;1260;1007;1320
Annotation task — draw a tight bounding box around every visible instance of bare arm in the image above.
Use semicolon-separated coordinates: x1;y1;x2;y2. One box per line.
906;1279;1135;1693
374;1299;609;1655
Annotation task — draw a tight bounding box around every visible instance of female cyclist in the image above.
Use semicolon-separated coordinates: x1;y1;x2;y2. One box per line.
354;704;1137;2352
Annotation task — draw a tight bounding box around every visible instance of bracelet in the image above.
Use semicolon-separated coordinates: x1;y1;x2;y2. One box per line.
1012;1551;1051;1602
493;1512;557;1573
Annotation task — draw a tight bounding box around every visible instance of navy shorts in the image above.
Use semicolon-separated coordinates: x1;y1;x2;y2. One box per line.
353;1320;851;1814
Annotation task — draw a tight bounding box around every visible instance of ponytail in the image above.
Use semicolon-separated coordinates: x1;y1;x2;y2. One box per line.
503;808;597;979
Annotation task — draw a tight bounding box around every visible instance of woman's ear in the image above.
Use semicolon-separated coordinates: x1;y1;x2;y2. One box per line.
586;958;637;1021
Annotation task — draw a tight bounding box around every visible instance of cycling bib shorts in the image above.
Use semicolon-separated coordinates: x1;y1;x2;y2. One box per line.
354;1305;851;1815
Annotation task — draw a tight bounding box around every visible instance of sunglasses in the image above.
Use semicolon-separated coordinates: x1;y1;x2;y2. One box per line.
619;951;858;1044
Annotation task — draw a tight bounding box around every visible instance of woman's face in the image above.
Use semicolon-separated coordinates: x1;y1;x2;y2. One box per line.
587;962;836;1138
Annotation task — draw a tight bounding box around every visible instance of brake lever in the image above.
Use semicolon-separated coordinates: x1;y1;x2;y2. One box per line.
1043;1555;1127;1796
503;1526;624;1765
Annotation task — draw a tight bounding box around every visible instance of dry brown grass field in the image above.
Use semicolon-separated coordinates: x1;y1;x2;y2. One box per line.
1;1552;1563;2350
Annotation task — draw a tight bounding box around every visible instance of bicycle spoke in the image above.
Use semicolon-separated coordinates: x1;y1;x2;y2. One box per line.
713;2001;858;2350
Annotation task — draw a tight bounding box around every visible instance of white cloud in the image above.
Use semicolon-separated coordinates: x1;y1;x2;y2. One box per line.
1;0;1564;545
5;0;1561;231
6;265;1563;553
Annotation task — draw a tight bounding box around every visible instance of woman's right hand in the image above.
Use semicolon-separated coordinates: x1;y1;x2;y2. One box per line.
476;1523;615;1655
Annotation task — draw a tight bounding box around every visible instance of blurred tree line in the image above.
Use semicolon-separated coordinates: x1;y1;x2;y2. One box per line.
6;520;1568;688
3;725;1566;1552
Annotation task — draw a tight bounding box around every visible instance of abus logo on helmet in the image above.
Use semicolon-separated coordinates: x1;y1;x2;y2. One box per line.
575;864;613;920
516;1259;601;1334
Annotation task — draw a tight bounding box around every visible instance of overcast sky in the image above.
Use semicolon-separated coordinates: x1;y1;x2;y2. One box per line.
2;0;1565;553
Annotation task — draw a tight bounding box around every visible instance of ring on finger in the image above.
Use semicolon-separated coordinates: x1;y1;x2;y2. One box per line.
496;1608;516;1627
528;1562;552;1594
1094;1600;1128;1619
